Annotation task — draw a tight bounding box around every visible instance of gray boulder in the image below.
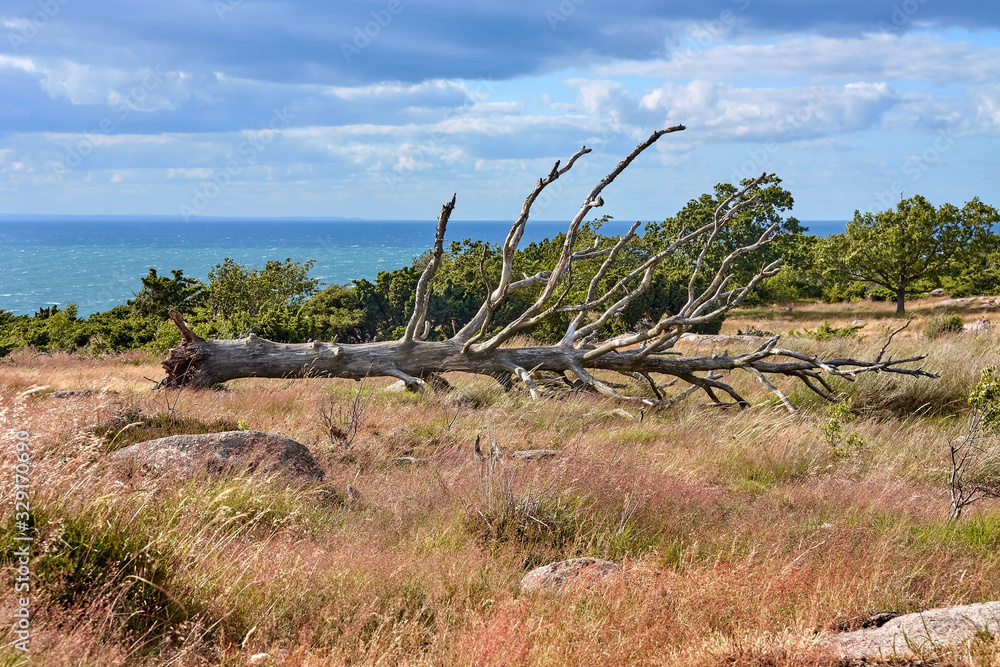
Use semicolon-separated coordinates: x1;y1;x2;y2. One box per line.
964;317;995;332
822;600;1000;661
113;430;324;481
520;557;619;593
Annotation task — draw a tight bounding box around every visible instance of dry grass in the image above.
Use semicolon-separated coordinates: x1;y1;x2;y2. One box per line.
2;301;1000;665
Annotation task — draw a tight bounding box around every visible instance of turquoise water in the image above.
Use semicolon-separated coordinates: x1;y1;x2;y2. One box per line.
0;217;846;316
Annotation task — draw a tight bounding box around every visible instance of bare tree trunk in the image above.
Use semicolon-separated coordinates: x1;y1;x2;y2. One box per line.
160;128;938;412
896;285;906;315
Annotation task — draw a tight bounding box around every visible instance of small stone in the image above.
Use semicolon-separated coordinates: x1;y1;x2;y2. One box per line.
48;389;94;399
386;380;408;393
249;653;269;665
394;456;429;465
511;449;559;461
520;557;620;593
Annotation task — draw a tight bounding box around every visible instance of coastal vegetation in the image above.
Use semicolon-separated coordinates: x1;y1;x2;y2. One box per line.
1;193;997;360
3;131;1000;664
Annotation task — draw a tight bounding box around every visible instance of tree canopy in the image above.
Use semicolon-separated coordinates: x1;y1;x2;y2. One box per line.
821;195;999;314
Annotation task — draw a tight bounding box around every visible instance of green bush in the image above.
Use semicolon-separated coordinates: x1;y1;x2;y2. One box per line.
924;314;965;338
794;321;864;340
1;304;91;353
1;509;183;638
822;280;869;303
89;306;162;353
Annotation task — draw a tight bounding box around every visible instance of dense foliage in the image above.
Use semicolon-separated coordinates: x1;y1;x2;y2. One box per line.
820;195;1000;314
2;182;998;357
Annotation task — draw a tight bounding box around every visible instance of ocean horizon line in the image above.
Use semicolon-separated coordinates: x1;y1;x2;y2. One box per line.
0;213;850;230
1;218;850;316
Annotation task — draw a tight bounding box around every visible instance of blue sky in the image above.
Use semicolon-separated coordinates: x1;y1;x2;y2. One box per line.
1;0;999;222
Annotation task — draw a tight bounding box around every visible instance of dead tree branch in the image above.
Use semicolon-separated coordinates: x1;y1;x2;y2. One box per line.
160;127;938;412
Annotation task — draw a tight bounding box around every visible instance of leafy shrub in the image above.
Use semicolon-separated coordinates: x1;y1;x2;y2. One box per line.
148;319;184;353
1;304;91;353
865;287;898;302
1;508;184;639
794;321;864;340
89;305;162;352
822;280;869;303
822;398;867;461
924;314;964;339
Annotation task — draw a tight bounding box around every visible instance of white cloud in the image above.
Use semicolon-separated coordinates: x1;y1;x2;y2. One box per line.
568;79;899;142
167;167;213;179
323;79;468;101
6;57;191;111
2;17;33;31
598;33;1000;85
974;85;1000;132
0;54;37;74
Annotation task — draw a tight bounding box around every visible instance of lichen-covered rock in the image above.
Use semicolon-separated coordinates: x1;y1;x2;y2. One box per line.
822;600;1000;661
964;317;995;332
520;558;619;593
112;430;324;481
48;389;94;399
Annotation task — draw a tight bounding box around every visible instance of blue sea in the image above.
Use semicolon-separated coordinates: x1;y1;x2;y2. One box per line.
0;216;846;316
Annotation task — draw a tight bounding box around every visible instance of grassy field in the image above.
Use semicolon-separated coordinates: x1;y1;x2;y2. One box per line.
2;298;1000;665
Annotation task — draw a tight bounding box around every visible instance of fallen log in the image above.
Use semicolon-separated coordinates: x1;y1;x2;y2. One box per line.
159;128;938;411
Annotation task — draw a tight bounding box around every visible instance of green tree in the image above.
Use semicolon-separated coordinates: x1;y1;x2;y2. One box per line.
207;258;318;321
296;284;367;342
131;268;206;317
5;304;91;352
632;174;808;323
821;196;999;315
88;305;162;352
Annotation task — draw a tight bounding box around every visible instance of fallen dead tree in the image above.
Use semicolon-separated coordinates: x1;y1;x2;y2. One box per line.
160;127;937;411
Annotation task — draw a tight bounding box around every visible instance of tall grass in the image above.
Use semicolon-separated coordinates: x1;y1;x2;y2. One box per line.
2;301;1000;664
